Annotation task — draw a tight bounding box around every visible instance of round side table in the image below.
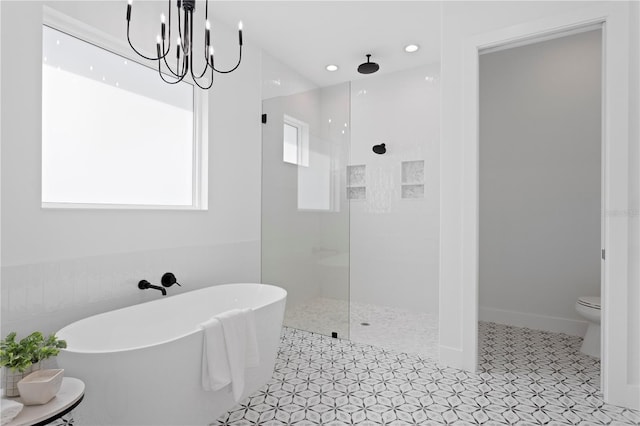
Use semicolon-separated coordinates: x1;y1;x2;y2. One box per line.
2;377;85;426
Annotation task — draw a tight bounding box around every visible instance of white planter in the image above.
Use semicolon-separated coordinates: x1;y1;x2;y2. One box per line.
18;369;64;405
2;362;41;397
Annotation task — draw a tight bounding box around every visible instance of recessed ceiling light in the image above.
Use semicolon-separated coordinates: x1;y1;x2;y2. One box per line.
404;44;420;53
326;64;339;72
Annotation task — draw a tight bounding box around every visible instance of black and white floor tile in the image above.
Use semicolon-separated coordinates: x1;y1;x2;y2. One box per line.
213;323;640;425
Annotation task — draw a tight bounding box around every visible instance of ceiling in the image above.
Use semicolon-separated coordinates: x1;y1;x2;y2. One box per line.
211;1;442;87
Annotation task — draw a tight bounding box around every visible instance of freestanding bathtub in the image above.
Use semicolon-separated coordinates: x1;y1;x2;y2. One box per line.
56;283;286;426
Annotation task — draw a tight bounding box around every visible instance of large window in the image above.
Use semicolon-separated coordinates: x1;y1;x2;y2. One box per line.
41;20;206;209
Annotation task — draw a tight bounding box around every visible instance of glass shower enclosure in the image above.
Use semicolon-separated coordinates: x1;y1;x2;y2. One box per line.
261;82;350;339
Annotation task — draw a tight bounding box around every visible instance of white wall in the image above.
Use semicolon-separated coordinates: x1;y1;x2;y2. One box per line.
350;64;440;313
1;1;262;338
262;52;317;101
628;0;640;389
440;0;639;409
478;29;602;336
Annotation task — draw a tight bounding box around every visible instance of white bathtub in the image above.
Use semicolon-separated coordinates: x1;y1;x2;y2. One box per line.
56;283;286;426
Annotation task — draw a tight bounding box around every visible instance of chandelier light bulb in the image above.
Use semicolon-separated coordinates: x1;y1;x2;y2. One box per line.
238;21;243;31
156;35;161;45
206;20;211;30
209;46;214;56
176;36;181;47
128;0;132;5
160;13;165;24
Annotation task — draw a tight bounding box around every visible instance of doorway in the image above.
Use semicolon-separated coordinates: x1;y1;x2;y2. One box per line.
448;1;633;408
477;26;604;384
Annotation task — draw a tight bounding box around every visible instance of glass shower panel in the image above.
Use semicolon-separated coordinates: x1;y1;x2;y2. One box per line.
261;83;350;339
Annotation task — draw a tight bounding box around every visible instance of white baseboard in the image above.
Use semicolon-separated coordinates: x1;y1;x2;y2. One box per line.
479;306;588;337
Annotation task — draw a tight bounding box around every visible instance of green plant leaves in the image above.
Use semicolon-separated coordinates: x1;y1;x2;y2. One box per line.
0;331;67;372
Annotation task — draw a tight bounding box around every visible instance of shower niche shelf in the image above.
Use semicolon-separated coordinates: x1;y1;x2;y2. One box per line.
347;165;366;200
401;160;424;199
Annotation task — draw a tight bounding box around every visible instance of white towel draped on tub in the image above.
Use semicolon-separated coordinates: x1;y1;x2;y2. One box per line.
199;308;260;401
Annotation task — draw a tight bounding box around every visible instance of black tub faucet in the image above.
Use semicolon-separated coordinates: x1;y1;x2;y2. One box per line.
138;279;167;296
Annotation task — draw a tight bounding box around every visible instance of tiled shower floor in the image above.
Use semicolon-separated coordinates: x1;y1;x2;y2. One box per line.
284;298;439;360
213;324;640;425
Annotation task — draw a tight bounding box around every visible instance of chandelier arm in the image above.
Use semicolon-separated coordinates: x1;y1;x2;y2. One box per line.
163;0;172;56
191;58;214;90
176;7;188;54
212;46;242;74
127;20;168;61
179;50;188;78
193;60;210;80
191;13;211;80
157;57;187;85
191;53;212;83
162;39;189;80
161;37;173;67
158;34;171;60
161;49;184;78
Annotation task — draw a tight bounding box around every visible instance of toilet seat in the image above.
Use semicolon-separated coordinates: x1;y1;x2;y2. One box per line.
578;296;601;310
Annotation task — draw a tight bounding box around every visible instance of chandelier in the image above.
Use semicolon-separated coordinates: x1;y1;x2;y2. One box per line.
125;0;243;89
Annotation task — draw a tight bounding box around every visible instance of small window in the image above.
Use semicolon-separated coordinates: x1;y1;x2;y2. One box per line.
41;21;207;209
283;115;309;167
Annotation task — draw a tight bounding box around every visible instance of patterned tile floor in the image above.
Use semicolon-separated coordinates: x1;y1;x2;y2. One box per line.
213;323;640;425
284;298;439;360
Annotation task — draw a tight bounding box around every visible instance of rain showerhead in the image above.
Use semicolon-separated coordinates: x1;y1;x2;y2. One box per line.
358;54;380;74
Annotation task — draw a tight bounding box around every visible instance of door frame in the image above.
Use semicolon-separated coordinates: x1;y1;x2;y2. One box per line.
460;3;633;407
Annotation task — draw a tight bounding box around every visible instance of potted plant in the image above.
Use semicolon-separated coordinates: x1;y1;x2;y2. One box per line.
0;331;67;397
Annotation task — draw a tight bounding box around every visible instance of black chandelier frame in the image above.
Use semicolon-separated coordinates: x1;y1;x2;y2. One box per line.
126;0;243;89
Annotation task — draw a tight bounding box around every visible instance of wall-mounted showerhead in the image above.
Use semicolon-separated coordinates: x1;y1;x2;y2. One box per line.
372;143;386;155
358;54;380;74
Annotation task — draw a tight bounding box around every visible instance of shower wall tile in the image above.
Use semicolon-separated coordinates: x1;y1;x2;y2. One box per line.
350;64;439;312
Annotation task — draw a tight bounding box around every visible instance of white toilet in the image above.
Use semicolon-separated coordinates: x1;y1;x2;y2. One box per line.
575;296;601;358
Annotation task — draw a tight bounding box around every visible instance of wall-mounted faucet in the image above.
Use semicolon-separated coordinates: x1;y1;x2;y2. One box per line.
138;279;167;296
138;273;180;296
